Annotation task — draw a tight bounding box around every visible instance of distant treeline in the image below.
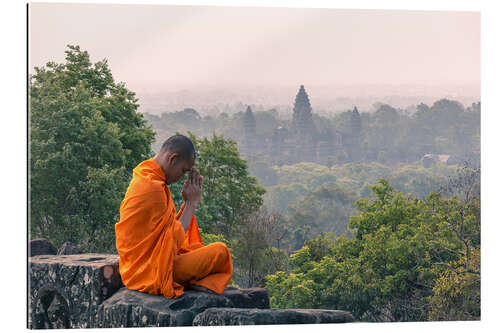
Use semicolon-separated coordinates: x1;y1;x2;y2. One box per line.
143;91;480;168
143;93;480;248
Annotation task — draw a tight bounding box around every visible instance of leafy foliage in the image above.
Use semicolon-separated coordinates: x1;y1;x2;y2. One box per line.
286;184;357;250
30;45;155;252
169;133;265;239
264;182;308;214
427;246;480;321
231;209;289;287
265;179;480;322
200;232;230;246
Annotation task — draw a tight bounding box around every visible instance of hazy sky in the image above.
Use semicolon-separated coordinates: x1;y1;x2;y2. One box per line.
30;3;480;93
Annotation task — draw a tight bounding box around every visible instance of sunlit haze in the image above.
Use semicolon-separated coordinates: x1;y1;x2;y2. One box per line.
30;3;480;113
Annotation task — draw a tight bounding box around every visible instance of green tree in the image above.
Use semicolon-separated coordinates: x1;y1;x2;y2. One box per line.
363;104;403;163
388;163;458;199
286;184;357;250
231;209;288;287
427;247;480;321
273;162;336;188
246;156;278;186
169;132;266;239
263;182;308;214
254;109;280;137
30;45;155;252
266;179;480;322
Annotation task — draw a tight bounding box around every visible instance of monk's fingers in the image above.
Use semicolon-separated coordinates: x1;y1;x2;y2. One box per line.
191;168;199;185
191;170;198;185
196;169;202;186
197;174;203;188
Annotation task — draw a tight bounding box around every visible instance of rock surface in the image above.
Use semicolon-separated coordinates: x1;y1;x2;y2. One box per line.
28;253;356;328
28;254;123;329
96;286;270;327
57;241;82;255
193;308;356;326
29;238;57;257
221;286;270;309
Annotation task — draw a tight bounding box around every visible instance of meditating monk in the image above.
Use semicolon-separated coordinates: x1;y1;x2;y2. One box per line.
115;135;233;298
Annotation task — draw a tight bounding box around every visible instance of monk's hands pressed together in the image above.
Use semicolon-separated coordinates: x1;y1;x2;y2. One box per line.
181;167;204;207
178;167;203;232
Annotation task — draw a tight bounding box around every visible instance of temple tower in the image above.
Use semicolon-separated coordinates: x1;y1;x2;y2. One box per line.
291;85;316;162
344;106;363;162
242;106;257;154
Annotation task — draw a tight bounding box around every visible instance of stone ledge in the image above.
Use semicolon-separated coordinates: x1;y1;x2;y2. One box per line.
29;253;119;266
222;286;270;309
193;308;356;326
28;252;356;328
96;286;270;327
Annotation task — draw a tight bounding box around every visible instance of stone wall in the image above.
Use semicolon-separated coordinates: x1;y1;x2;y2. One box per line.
28;254;123;328
28;252;355;328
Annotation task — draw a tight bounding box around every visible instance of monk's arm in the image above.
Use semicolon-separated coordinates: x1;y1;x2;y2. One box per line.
178;201;197;232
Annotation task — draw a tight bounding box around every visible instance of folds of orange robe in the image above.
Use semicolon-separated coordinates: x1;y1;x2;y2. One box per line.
173;242;232;294
115;158;232;299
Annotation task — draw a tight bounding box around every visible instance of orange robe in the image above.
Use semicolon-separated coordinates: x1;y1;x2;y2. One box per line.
115;158;233;298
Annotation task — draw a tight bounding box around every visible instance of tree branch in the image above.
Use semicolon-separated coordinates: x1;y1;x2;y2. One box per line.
433;262;480;275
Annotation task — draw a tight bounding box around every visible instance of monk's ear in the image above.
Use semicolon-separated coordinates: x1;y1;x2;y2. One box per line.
167;152;179;165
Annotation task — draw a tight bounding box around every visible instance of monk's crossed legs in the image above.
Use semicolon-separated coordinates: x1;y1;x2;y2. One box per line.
173;242;231;294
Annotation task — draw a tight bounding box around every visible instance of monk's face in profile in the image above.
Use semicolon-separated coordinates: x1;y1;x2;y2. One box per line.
165;153;195;185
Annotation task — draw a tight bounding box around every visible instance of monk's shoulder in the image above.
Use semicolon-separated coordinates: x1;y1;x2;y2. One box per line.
125;176;166;199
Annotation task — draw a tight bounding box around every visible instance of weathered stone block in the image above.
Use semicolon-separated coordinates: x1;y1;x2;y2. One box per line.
221;286;270;309
192;308;356;326
28;254;123;329
96;286;270;327
96;287;233;327
29;238;57;257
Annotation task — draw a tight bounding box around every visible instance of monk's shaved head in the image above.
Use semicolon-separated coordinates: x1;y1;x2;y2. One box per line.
160;135;196;161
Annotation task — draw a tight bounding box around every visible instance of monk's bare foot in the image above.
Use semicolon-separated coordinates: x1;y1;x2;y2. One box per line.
188;284;217;294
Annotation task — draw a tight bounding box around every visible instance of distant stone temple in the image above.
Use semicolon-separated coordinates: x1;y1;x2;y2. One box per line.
291;85;316;136
242;106;257;154
291;85;316;162
343;106;363;162
241;85;361;166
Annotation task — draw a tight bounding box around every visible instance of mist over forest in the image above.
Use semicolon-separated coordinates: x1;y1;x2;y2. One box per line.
142;84;480;187
136;83;479;117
